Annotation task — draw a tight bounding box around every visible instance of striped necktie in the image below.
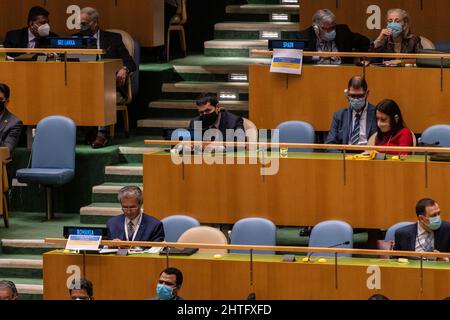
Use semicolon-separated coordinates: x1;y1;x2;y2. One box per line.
127;221;135;241
350;113;361;145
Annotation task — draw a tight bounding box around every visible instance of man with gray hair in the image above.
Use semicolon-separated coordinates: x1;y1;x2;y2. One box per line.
75;7;137;149
106;186;165;242
296;8;370;64
0;280;18;300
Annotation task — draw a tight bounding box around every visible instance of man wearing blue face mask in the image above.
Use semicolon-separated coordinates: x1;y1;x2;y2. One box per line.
371;8;423;55
394;198;450;261
326;76;377;148
151;267;184;300
296;9;370;65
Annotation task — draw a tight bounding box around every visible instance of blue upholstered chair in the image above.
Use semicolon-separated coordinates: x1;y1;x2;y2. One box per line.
435;41;450;53
420;125;450;147
161;215;200;242
276;121;315;152
16;116;76;220
385;222;415;241
308;220;353;257
230;217;276;254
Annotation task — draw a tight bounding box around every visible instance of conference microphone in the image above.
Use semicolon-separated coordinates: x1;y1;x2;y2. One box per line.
417;140;440;147
305;241;351;262
247;292;256;300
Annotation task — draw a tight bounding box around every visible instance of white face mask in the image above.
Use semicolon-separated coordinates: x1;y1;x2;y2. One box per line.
37;23;50;37
377;121;391;133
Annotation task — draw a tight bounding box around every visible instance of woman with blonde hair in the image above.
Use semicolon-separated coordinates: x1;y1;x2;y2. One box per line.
371;8;423;53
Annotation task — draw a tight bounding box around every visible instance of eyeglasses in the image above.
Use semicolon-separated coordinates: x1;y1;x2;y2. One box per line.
121;206;139;212
348;94;366;99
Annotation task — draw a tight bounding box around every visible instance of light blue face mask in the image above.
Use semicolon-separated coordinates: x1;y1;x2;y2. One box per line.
387;22;403;38
322;29;336;42
428;215;442;231
156;283;174;300
349;97;366;112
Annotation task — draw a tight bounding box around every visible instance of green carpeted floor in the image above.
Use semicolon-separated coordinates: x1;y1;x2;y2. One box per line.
0;212;104;240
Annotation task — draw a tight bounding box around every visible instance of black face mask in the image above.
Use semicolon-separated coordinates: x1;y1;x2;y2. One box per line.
0;101;6;113
80;23;94;36
201;110;218;128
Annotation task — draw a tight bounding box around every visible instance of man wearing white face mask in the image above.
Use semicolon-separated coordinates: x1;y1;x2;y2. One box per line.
4;6;58;58
296;9;370;65
326;76;377;148
394;198;450;261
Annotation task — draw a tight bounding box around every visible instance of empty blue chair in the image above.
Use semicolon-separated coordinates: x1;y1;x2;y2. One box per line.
385;222;415;241
435;41;450;53
230;217;276;254
308;220;353;257
420;125;450;147
276;121;315;152
16;116;76;220
161;215;200;242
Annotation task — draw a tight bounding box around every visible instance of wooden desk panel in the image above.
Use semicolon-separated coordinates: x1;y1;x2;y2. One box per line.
299;0;450;42
0;60;121;126
143;153;450;229
0;0;164;47
249;64;450;133
43;251;450;300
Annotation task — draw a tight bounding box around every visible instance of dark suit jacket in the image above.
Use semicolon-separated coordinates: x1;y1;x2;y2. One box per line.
188;109;244;140
295;25;370;63
4;27;58;57
325;104;377;145
0;109;23;185
0;109;23;153
394;221;450;253
106;213;165;242
74;29;137;73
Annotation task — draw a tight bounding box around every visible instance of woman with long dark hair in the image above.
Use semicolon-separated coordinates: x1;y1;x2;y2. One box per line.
371;99;414;155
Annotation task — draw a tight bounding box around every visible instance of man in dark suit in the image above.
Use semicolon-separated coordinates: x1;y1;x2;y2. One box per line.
394;198;450;260
0;83;23;186
295;9;370;64
106;186;164;242
326;76;377;147
188;93;244;143
75;7;137;148
4;6;58;58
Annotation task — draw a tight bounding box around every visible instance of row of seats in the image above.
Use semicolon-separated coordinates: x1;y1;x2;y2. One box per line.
276;121;450;148
162;215;415;256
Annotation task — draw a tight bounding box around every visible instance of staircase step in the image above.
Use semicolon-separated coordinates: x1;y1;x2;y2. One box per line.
1;239;63;255
104;164;143;183
162;81;248;94
2;278;43;299
214;22;299;40
204;39;268;49
118;146;164;164
215;22;299;32
149;100;248;111
0;256;43;279
137;118;190;129
92;183;144;203
173;65;248;74
80;203;122;224
105;164;143;176
247;0;282;4
204;40;268;57
226;4;299;15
